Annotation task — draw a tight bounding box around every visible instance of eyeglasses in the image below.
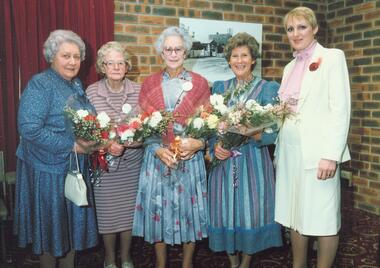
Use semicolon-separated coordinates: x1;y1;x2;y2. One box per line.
162;47;185;56
103;61;126;68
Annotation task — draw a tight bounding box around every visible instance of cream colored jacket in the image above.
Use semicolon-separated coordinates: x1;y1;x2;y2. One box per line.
278;43;351;169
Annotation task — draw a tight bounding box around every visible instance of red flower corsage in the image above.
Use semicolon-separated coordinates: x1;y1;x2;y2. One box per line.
309;57;322;71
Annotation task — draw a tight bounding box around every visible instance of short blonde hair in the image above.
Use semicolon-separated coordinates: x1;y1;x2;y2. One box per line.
95;41;132;75
284;7;318;30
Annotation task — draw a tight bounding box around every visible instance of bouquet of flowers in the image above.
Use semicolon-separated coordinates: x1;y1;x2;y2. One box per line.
116;109;175;143
184;104;219;139
65;107;111;145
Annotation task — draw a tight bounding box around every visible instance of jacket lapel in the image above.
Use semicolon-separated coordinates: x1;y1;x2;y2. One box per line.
297;43;324;111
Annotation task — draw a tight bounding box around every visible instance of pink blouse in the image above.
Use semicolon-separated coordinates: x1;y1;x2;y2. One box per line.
279;40;317;111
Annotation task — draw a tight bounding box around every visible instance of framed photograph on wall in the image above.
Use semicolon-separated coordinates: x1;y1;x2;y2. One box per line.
179;18;262;85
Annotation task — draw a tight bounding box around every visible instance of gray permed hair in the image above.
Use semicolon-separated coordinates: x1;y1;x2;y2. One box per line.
43;29;86;63
95;41;132;75
154;26;193;56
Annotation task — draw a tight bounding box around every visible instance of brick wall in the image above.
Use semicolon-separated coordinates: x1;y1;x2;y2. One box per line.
114;0;380;215
326;0;380;214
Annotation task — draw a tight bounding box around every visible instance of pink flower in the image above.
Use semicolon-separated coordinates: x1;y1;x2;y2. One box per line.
178;185;184;194
152;214;161;222
175;219;180;225
197;231;203;238
309;57;322;71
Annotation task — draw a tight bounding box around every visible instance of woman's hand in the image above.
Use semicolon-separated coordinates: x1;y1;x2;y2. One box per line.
155;147;178;169
179;137;204;160
214;144;231;161
74;139;98;154
124;141;143;148
250;129;263;141
107;141;125;157
317;159;337;180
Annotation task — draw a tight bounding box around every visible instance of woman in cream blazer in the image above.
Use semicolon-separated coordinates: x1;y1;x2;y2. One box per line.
274;7;351;268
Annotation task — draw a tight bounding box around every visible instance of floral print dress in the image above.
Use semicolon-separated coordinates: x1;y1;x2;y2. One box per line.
132;71;208;245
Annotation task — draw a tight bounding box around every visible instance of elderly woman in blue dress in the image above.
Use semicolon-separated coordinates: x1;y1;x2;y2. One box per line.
132;26;210;268
14;29;98;268
208;32;282;268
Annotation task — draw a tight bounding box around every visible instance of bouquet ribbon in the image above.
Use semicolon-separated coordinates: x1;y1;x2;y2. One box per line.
91;150;109;172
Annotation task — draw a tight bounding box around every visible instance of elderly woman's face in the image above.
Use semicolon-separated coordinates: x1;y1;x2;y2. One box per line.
229;45;255;81
285;16;318;52
102;50;127;82
161;35;186;72
51;42;81;81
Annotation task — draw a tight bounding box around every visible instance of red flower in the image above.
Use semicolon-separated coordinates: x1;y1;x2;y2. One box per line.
84;114;97;121
130;120;141;129
309;57;322;71
101;130;109;139
140;111;151;121
117;124;130;135
152;214;161;222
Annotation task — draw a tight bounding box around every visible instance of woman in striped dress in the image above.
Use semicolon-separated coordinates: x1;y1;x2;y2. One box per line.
86;41;143;268
208;33;282;268
132;26;210;268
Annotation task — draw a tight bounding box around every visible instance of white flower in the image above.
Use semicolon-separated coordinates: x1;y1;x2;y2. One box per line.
192;117;204;130
228;110;243;125
182;81;193;92
245;99;260;110
210;94;224;107
109;130;117;139
122;103;132;114
148;111;163;128
76;109;89;118
215;104;229;115
120;129;135;142
263;103;273;110
207;114;219;129
264;127;274;134
97;111;111;128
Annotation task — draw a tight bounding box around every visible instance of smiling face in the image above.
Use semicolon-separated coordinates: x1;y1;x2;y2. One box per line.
102;49;127;82
51;42;81;81
161;35;186;74
229;45;255;81
285;15;318;52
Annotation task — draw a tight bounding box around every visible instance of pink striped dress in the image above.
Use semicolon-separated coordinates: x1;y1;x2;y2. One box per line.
86;78;143;233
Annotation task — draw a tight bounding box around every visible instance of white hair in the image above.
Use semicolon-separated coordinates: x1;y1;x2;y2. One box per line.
154;26;193;56
43;29;86;63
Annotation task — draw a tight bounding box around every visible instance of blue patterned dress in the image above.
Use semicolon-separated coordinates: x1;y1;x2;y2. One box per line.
14;68;98;257
208;77;282;254
132;71;208;245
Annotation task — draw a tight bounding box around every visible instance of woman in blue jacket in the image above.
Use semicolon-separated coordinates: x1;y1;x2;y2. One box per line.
14;29;98;268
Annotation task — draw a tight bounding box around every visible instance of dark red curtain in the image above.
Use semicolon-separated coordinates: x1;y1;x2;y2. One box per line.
0;0;114;171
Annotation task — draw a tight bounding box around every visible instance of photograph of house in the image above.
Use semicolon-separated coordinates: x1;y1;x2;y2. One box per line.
180;18;262;84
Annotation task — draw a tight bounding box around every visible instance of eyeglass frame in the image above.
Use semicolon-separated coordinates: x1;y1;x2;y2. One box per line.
162;47;186;56
103;61;127;68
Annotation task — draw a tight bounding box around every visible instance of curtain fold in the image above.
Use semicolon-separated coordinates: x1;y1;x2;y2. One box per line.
0;0;114;171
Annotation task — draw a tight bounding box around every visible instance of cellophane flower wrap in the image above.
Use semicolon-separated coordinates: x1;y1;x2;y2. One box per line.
209;92;293;168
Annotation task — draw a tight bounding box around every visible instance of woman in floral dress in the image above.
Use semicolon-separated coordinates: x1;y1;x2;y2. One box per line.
132;26;210;268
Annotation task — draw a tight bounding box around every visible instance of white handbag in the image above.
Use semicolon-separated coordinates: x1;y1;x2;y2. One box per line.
64;147;88;206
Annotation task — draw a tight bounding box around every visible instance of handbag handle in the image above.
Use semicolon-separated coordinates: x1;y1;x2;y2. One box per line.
69;146;80;172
